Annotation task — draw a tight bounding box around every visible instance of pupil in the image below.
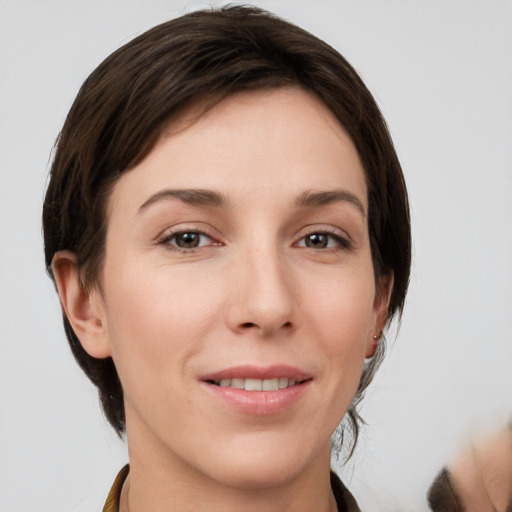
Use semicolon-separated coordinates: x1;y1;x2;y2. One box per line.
176;232;200;248
306;233;327;248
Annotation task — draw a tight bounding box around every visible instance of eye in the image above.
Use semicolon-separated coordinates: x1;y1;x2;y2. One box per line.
161;231;213;250
297;232;351;250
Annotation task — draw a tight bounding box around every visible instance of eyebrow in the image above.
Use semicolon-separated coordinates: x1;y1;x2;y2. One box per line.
294;189;366;217
138;188;229;212
138;187;366;216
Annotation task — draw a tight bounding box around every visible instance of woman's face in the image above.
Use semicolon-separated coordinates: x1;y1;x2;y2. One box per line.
89;88;390;488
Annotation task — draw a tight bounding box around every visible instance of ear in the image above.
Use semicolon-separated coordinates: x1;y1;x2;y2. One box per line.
365;271;394;358
52;251;112;359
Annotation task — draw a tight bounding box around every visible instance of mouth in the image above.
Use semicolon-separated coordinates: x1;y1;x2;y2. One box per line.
200;366;312;415
206;376;311;391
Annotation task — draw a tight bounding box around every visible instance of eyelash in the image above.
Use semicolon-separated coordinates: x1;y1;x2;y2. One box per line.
158;227;352;254
158;230;218;253
296;229;353;251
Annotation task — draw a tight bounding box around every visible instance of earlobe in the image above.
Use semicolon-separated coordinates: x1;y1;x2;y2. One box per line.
366;271;395;358
51;251;112;359
365;333;380;358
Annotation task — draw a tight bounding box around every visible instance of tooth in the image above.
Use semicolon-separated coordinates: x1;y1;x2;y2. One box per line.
231;378;245;389
278;377;289;389
216;377;299;390
244;378;262;391
262;378;279;391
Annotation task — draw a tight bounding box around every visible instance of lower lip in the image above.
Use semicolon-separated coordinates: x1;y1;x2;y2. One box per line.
201;381;311;415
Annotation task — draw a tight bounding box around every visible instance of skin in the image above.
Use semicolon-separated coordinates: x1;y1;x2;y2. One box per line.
53;88;392;512
449;427;512;512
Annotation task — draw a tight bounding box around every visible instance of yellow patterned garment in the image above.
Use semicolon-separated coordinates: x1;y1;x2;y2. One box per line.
103;465;129;512
102;465;360;511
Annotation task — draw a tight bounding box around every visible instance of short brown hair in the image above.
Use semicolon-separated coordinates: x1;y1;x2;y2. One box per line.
43;6;411;446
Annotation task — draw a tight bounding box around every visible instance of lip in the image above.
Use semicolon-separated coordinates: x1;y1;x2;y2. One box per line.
201;364;312;382
200;365;312;416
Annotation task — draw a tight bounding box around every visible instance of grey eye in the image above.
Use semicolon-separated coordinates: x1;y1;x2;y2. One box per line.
170;232;211;249
304;233;329;248
297;232;350;250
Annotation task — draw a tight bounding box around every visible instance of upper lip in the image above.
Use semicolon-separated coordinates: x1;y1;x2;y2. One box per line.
200;364;312;382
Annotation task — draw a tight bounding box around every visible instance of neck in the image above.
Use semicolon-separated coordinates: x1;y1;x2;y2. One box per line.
121;415;339;512
121;469;339;512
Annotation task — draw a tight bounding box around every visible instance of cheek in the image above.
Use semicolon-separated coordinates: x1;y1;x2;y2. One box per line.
101;261;224;387
305;268;376;343
302;269;376;389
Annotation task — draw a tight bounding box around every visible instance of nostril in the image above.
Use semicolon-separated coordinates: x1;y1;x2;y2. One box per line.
241;321;292;329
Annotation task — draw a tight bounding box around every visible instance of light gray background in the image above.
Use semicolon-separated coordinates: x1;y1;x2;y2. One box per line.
1;1;511;510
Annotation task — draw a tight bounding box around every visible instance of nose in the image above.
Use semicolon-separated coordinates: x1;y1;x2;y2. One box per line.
226;246;295;338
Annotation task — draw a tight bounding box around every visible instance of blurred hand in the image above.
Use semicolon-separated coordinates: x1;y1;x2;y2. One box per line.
428;424;512;512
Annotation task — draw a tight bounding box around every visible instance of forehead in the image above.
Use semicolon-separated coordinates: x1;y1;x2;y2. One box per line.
107;87;368;216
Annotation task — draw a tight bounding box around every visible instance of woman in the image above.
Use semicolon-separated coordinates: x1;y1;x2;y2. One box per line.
43;6;410;511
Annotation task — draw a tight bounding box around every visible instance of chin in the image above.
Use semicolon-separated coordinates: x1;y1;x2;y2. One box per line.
213;460;305;490
203;434;329;490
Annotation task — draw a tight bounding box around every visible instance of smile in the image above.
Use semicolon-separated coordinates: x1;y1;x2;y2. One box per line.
201;365;312;415
209;377;307;390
